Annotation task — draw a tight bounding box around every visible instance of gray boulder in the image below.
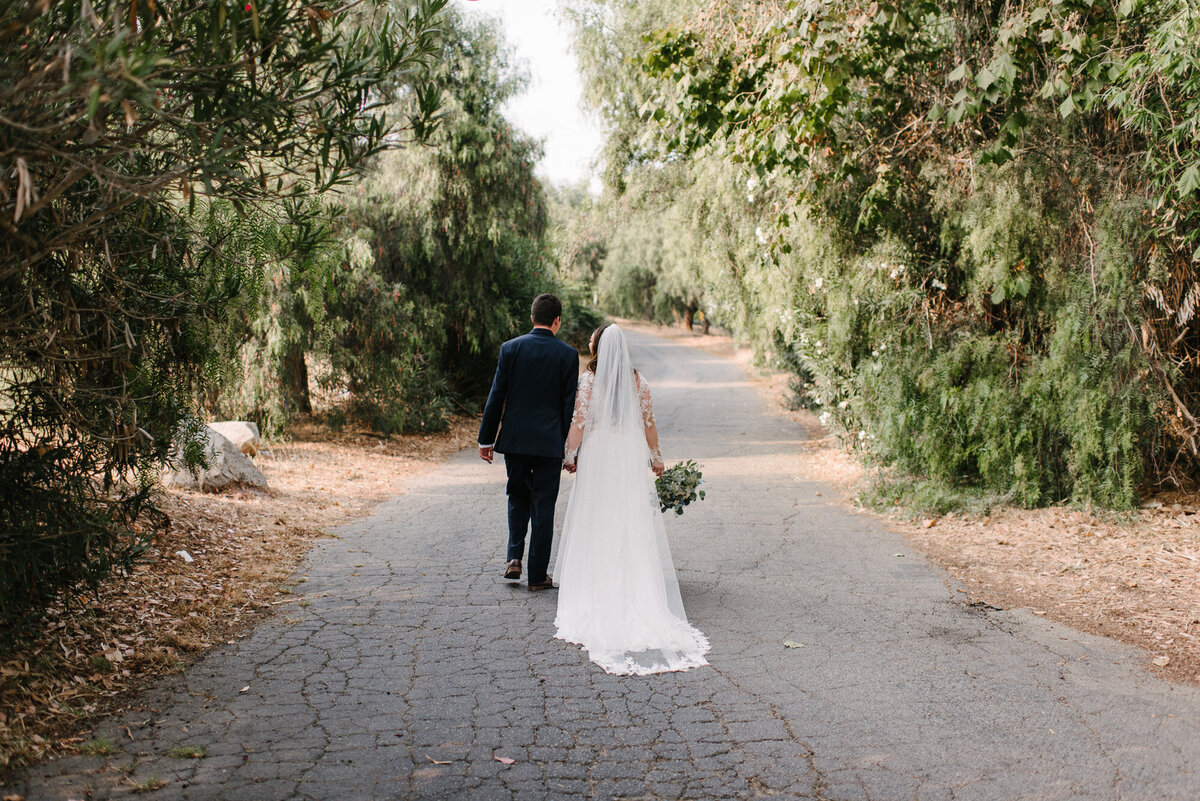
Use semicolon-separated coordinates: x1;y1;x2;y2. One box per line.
207;421;262;457
163;425;269;492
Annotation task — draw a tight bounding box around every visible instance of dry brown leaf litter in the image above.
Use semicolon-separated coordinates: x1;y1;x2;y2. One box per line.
0;417;476;770
626;319;1200;686
897;502;1200;685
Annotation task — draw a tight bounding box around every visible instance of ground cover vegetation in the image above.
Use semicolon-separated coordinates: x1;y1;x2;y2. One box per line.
1;1;595;636
565;0;1200;511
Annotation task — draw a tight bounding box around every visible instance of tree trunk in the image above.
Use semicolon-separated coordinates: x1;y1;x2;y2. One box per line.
282;342;313;415
683;305;695;331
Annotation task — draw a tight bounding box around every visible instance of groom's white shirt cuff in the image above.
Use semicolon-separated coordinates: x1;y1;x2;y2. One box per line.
479;442;494;448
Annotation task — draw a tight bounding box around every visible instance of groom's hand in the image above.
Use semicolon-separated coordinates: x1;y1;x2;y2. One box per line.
479;445;494;464
563;461;576;474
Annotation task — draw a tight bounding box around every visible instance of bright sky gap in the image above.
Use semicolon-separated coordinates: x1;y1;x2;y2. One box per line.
454;0;603;191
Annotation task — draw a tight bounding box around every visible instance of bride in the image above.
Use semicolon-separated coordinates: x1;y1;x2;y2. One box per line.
555;323;710;675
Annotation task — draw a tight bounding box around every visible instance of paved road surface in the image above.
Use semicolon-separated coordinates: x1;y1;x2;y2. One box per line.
7;327;1200;800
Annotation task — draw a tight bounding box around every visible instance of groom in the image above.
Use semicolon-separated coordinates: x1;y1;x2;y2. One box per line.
478;294;579;591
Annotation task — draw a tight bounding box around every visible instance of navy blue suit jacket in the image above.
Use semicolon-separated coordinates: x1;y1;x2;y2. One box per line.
478;328;579;459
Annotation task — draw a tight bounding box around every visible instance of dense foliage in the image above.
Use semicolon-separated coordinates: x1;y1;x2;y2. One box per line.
337;11;553;430
0;0;445;628
571;0;1200;509
210;8;600;437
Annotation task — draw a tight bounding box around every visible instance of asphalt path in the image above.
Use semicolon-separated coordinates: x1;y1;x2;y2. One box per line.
7;327;1200;800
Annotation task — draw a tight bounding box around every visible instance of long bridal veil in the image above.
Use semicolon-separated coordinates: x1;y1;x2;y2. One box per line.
553;325;709;675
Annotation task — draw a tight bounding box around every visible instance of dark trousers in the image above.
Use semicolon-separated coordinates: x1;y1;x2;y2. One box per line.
503;453;562;583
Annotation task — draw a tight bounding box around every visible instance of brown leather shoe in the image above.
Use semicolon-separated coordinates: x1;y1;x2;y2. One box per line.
504;559;522;580
527;576;556;592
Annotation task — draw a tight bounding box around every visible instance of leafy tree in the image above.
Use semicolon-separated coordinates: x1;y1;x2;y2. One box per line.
543;183;610;349
0;0;445;627
561;0;698;190
201;199;344;433
570;0;1200;507
316;7;567;432
548;182;608;286
207;7;604;439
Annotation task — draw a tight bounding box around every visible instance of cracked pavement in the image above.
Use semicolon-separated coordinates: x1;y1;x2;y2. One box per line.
6;327;1200;800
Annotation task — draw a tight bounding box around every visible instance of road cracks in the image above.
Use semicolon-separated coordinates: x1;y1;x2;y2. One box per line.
7;328;1200;800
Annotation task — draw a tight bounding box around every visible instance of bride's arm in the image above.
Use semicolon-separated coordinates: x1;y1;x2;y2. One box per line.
563;372;591;472
638;373;665;477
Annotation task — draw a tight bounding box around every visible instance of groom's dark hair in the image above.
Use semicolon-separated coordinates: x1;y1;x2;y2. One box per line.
531;294;562;326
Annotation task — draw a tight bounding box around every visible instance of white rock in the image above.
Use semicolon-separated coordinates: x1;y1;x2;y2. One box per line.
163;426;268;492
207;421;262;457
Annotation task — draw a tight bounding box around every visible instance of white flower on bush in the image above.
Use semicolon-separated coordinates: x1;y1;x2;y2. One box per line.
931;278;947;291
819;411;832;427
755;227;767;244
858;430;866;440
837;400;848;409
813;277;824;290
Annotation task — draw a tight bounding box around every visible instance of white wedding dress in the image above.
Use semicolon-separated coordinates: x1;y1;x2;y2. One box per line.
555;325;709;676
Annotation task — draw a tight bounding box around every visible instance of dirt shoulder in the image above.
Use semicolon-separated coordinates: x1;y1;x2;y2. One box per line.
0;417;477;770
620;318;1200;687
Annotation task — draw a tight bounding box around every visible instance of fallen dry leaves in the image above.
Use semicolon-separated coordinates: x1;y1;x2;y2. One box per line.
896;499;1200;685
0;416;476;770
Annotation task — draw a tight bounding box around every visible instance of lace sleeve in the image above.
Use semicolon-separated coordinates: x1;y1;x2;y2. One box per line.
564;371;592;466
637;373;663;465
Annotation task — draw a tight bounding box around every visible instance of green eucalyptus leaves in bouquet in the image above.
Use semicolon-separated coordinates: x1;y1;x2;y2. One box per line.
656;460;706;515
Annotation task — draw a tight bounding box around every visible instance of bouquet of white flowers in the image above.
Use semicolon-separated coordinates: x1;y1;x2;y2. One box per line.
655;460;706;515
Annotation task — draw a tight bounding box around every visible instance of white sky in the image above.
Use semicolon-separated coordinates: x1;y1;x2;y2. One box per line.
454;0;603;191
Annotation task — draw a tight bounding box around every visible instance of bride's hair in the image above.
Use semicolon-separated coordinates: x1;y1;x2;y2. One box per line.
587;322;640;382
586;323;613;373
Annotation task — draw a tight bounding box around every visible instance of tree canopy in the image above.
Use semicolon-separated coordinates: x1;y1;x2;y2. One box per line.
569;0;1200;509
0;0;446;627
